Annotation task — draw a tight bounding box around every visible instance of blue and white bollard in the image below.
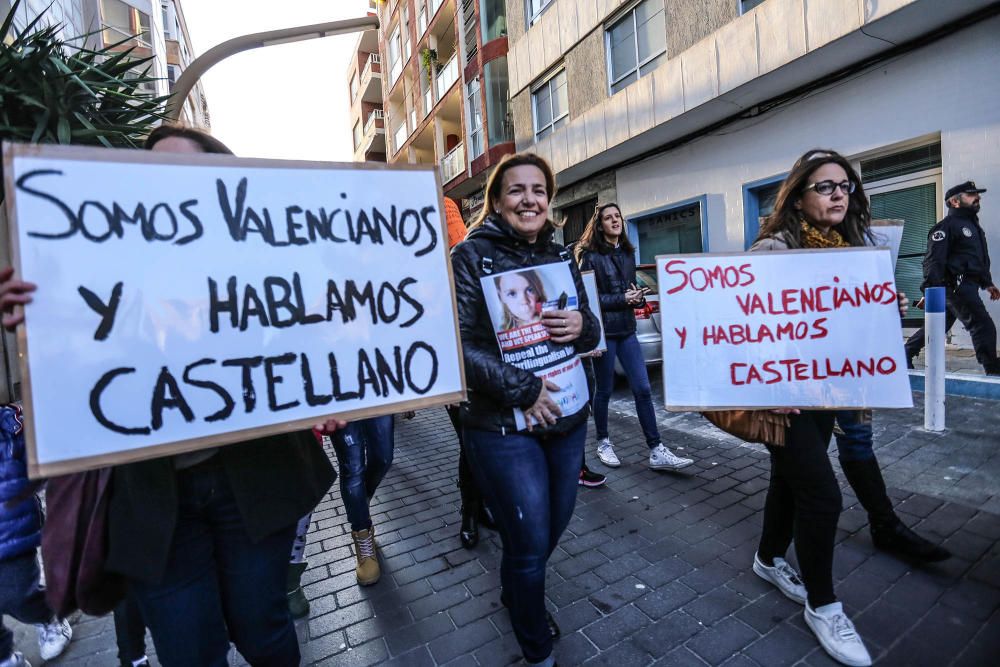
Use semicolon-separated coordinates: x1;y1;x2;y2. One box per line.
924;286;946;431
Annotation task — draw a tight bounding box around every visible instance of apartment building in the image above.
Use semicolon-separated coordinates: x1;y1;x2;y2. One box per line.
505;0;1000;341
2;0;209;127
377;0;515;214
348;1;386;162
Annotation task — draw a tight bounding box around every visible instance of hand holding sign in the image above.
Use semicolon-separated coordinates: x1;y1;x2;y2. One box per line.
0;266;36;330
523;379;563;431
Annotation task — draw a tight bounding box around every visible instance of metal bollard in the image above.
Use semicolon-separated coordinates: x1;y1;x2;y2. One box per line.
924;286;946;431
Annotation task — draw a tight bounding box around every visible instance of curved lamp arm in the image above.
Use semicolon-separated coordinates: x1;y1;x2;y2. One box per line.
166;15;380;122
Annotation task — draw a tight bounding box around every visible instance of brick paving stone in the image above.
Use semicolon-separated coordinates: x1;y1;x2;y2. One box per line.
31;390;1000;666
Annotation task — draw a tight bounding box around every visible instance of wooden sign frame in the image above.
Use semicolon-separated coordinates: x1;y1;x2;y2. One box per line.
2;141;467;478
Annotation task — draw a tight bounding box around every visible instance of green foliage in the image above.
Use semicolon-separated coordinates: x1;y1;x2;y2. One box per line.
0;0;168;178
420;47;439;75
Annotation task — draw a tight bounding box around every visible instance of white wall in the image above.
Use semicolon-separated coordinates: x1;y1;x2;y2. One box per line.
616;16;1000;345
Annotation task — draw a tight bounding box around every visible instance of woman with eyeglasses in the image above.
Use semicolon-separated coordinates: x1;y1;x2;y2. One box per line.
748;149;885;667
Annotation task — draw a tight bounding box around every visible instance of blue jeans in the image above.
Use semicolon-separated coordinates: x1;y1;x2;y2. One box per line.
593;333;661;448
129;460;298;667
331;416;394;531
463;421;586;663
833;410;875;462
0;552;52;658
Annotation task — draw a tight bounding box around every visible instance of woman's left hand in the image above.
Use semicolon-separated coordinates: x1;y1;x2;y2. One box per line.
541;309;583;344
897;291;908;318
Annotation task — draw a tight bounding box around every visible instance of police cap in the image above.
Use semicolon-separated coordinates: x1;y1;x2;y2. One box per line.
945;180;987;200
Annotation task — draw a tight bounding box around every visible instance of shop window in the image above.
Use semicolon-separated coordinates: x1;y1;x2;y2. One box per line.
532;69;567;139
606;0;666;95
560;197;598;248
630;198;707;264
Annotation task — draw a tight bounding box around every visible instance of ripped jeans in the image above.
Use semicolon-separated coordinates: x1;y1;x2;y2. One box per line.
462;421;585;664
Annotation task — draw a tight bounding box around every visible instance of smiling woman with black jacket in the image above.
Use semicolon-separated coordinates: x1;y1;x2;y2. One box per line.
451;153;599;667
575;204;693;472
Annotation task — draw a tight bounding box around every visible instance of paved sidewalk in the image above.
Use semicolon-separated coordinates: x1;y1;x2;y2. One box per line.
17;389;1000;666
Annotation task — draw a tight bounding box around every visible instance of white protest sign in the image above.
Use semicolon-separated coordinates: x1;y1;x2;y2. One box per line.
656;248;913;410
3;142;465;477
479;263;588;430
580;270;607;352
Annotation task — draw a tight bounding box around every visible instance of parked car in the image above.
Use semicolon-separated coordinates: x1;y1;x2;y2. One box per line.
614;263;662;375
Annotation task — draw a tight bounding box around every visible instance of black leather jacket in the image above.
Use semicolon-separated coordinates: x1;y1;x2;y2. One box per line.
579;246;640;338
451;216;601;435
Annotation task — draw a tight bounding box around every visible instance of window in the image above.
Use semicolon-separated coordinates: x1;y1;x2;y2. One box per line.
166;64;178;92
739;0;767;14
387;25;402;84
161;3;171;39
632;198;706;264
742;174;785;248
353;121;363;150
101;0;151;46
401;6;411;61
482;0;507;42
467;78;484;159
484;56;511;145
606;0;666;95
861;143;942;325
350;72;359;102
526;0;554;27
532;69;568;139
560;197;598;247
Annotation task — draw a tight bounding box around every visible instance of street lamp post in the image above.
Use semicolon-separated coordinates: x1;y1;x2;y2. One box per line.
166;15;380;122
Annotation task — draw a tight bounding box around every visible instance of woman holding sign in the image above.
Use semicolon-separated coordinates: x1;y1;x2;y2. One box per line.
451;153;600;667
575;204;694;472
749;149;880;667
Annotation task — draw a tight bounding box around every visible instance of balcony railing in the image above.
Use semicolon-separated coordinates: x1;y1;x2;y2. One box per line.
361;53;381;82
423;87;433;116
435;53;459;99
364;108;385;136
441;142;465;183
389;57;403;86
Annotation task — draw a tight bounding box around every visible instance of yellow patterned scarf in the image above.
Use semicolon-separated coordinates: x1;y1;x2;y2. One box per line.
800;220;850;249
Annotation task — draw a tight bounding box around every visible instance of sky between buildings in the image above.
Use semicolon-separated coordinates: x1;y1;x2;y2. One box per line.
182;0;371;162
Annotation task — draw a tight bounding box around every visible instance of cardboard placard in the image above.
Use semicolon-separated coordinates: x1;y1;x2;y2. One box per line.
580;270;607;353
2;142;466;477
656;248;913;411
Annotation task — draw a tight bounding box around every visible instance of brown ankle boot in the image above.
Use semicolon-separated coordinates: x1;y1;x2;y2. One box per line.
351;526;380;586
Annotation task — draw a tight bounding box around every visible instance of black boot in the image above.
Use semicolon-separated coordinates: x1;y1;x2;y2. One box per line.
460;502;479;549
841;458;951;562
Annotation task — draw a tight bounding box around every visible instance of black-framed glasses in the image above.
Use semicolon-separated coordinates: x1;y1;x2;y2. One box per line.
805;180;856;196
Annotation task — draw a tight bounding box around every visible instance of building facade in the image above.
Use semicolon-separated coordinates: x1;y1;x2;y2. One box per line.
348;1;386;162
377;0;515;216
504;0;1000;343
2;0;209;127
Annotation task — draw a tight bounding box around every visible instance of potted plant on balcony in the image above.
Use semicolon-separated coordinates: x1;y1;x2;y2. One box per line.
420;47;440;75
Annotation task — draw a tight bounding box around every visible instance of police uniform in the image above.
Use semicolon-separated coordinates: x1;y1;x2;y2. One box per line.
904;181;999;374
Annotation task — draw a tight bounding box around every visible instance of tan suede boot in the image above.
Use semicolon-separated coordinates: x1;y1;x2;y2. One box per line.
351;526;380;586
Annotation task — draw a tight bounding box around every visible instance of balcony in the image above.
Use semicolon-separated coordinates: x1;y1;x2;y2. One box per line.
392;120;408;155
363;108;385;136
361;109;386;155
359;53;382;103
435;53;459;100
441;142;465;183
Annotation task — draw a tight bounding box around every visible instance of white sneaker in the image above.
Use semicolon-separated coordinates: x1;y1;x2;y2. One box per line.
37;617;72;661
753;553;807;605
0;652;30;667
648;443;693;470
804;602;872;667
596;438;621;467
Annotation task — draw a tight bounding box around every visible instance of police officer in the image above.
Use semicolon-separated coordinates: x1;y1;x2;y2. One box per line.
904;181;1000;375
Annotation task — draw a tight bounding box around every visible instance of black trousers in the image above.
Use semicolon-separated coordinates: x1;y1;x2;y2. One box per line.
905;281;999;371
758;411;842;608
113;592;147;666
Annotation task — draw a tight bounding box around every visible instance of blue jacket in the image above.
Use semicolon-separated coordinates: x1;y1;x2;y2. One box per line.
0;405;42;561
